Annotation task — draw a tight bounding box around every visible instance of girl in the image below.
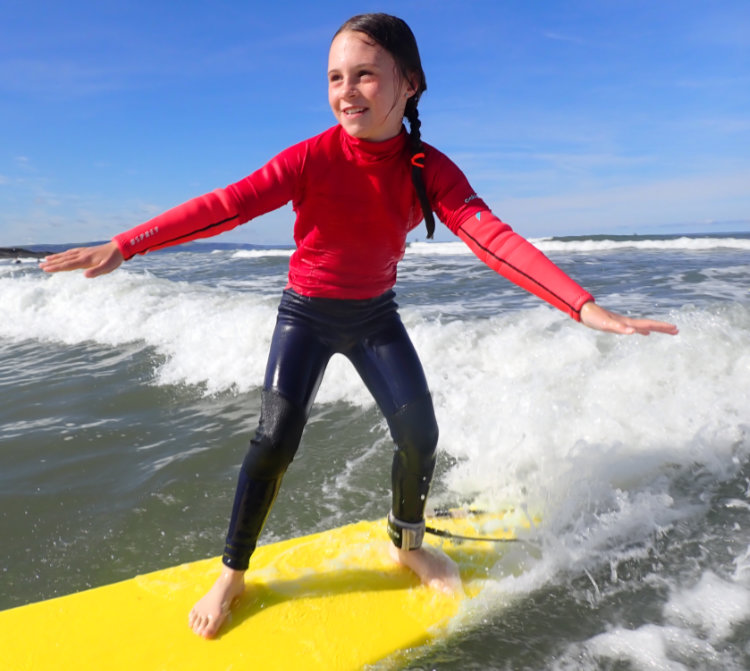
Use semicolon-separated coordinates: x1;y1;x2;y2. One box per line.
41;13;678;639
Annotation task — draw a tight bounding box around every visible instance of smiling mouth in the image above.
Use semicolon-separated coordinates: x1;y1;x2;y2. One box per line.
343;107;367;116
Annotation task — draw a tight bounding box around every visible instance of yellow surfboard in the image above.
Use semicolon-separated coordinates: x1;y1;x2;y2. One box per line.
0;510;536;671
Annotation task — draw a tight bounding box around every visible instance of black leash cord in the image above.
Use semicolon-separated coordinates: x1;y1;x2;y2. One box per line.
424;525;525;543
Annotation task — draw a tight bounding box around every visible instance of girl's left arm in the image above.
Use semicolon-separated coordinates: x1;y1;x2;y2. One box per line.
457;210;677;336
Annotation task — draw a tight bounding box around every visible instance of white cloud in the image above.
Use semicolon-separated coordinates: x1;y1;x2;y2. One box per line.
541;30;587;45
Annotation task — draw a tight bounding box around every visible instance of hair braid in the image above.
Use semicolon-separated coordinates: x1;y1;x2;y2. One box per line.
405;99;435;239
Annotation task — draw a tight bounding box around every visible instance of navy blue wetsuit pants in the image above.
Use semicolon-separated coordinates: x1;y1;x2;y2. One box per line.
222;289;439;571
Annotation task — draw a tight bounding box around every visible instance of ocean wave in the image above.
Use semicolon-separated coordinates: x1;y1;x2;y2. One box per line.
406;235;750;256
0;270;278;393
534;235;750;253
3;254;750;667
230;249;294;259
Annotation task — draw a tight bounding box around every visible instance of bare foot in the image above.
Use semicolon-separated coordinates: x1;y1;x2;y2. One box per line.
188;567;246;639
389;544;464;596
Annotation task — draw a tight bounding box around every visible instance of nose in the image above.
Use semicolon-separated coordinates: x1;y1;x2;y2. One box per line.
343;76;358;99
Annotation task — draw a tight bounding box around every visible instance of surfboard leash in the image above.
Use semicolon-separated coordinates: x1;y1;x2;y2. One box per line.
423;525;527;543
424;507;540;545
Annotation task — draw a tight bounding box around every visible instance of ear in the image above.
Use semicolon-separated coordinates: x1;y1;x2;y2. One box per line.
404;73;419;98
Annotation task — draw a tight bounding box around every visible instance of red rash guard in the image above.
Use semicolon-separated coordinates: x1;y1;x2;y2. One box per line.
113;125;593;319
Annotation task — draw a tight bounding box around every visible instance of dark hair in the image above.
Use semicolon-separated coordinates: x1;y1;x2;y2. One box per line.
334;13;436;238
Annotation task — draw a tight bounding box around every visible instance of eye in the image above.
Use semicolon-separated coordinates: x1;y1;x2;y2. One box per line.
328;72;343;84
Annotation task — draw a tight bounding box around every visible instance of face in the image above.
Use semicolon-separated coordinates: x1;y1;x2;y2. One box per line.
328;30;416;142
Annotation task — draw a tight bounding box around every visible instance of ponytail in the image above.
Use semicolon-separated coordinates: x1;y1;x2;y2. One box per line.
405;98;435;239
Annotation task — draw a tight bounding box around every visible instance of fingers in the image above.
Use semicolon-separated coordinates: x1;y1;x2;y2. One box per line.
611;315;679;336
625;317;679;336
39;248;92;273
580;301;678;336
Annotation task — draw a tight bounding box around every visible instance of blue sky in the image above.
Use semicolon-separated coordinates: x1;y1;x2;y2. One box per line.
1;0;748;245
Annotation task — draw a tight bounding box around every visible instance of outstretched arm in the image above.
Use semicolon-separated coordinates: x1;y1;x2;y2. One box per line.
456;211;678;336
39;142;303;275
456;212;594;321
40;241;124;278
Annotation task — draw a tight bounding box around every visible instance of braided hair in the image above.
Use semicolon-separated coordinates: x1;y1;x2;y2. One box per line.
334;13;436;238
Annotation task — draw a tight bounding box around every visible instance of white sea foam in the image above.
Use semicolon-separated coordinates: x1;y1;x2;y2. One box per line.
406;236;750;256
0;270;278;393
2;266;747;461
534;236;750;253
582;624;725;670
664;570;750;642
553;558;750;670
2;244;749;668
230;248;294;259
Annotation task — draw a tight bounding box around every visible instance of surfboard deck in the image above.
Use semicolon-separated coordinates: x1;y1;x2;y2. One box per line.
0;510;535;671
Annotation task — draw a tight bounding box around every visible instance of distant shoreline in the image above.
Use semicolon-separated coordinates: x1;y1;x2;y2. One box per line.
0;247;53;260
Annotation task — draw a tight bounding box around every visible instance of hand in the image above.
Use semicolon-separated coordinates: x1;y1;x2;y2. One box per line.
580;301;678;336
40;241;124;278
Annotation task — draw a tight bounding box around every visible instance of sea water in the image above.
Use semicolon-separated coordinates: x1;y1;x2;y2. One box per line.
1;233;749;669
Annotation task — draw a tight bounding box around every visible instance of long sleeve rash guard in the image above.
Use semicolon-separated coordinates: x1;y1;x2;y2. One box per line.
113;125;593;318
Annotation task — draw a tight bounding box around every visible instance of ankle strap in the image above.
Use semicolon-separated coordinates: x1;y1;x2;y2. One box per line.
387;511;425;551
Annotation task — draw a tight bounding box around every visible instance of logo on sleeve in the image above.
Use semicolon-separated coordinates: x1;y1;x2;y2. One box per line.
129;226;160;247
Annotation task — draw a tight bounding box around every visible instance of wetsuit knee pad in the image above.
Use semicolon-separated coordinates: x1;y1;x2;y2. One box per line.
241;390;307;480
388;393;439;475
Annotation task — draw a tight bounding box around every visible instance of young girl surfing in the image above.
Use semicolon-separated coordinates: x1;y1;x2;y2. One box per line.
41;13;678;639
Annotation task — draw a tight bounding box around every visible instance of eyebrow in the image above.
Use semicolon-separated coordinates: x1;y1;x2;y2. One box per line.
328;61;380;75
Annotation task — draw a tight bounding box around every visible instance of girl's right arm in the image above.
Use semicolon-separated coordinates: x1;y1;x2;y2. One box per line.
40;186;250;277
41;140;306;277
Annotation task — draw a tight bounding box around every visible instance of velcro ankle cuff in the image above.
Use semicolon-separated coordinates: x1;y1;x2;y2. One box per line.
387;511;425;551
